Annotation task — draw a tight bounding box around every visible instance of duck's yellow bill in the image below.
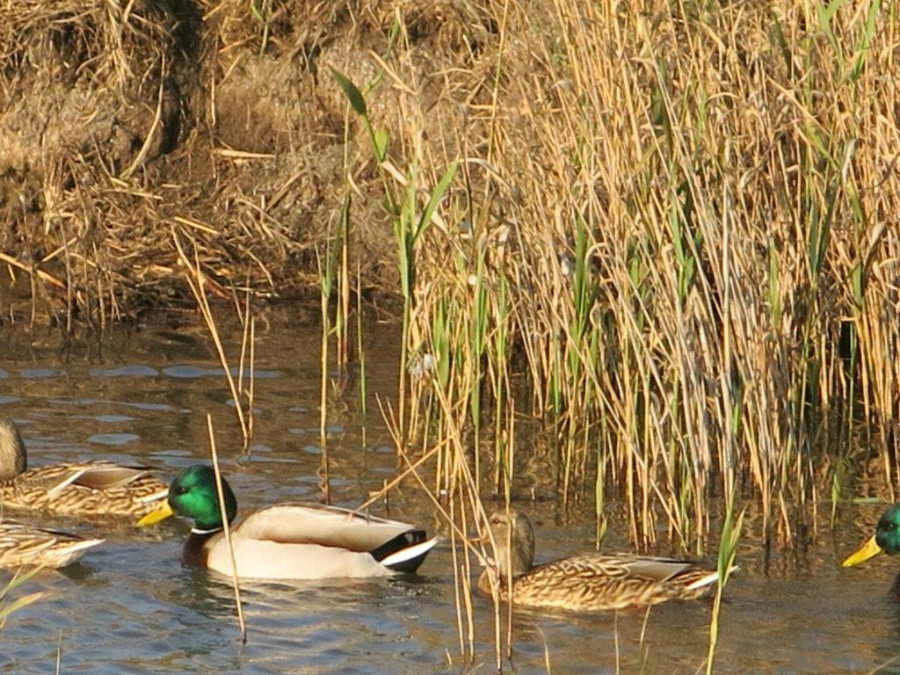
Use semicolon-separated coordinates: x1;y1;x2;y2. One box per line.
137;500;175;527
842;535;884;567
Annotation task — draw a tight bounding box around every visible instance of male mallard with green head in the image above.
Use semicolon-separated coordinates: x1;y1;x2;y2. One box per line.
478;510;725;611
0;419;168;518
843;504;900;597
138;464;439;580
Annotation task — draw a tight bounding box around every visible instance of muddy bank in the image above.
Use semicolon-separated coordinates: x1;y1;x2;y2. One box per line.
0;0;499;323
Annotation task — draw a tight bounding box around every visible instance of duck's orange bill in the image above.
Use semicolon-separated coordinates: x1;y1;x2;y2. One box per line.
137;500;175;527
842;535;884;567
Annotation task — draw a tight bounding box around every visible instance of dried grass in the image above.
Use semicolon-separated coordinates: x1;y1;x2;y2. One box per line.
6;0;899;665
2;0;898;587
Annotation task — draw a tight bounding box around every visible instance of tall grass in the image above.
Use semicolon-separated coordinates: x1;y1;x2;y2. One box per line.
336;0;899;538
330;0;898;662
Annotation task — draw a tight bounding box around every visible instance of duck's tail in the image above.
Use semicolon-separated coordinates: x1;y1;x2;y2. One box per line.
47;537;106;568
685;564;739;591
381;536;440;573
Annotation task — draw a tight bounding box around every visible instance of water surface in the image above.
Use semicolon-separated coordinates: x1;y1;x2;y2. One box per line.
1;318;899;673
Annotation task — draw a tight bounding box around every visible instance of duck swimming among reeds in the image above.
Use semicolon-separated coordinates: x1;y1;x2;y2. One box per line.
138;464;439;580
843;504;900;596
0;519;104;568
477;510;725;611
0;419;168;518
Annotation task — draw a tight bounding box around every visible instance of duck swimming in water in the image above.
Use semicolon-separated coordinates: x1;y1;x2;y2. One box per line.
138;464;439;580
0;419;168;518
478;510;725;611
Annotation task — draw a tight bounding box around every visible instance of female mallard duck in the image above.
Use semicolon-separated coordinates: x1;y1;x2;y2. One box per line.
138;464;439;580
0;419;168;518
0;520;104;568
478;510;724;611
843;504;900;596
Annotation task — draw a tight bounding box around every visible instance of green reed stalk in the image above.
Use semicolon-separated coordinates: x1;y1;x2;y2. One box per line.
468;241;489;487
559;216;596;495
0;569;43;629
356;260;368;444
249;0;271;55
705;505;743;674
668;182;699;304
332;68;456;445
336;193;351;367
431;298;452;390
315;225;341;502
315;232;338;442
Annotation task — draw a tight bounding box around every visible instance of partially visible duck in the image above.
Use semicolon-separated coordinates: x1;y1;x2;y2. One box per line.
843;503;900;597
0;419;168;518
0;519;104;568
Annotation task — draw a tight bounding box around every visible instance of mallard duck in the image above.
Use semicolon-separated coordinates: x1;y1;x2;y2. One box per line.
0;520;104;568
137;464;439;580
0;419;168;518
843;504;900;595
477;510;724;611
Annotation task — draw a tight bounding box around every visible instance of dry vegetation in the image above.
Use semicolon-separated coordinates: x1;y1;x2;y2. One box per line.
2;0;899;630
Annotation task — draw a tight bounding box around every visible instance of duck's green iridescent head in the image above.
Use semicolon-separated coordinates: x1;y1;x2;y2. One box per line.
843;504;900;567
138;464;237;531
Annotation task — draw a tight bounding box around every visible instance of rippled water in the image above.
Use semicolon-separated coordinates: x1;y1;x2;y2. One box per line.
1;317;899;673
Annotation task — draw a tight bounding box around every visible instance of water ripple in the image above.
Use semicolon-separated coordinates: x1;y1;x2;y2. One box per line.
90;365;160;378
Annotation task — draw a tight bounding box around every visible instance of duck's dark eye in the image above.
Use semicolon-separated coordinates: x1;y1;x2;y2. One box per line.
885;521;896;532
173;485;188;495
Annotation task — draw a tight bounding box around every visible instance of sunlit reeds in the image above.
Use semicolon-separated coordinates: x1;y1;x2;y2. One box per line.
327;0;900;664
5;0;900;666
173;231;256;451
341;0;899;539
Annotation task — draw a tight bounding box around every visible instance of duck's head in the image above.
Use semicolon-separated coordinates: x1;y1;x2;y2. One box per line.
138;464;237;531
486;510;536;578
843;504;900;567
0;419;27;480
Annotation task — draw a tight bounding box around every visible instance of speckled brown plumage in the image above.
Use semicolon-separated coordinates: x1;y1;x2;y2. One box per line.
0;419;168;518
478;511;723;611
0;520;104;568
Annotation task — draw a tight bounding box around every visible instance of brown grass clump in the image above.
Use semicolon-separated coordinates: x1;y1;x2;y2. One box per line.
0;0;497;326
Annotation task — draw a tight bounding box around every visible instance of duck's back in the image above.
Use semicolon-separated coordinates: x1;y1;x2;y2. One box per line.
0;521;104;568
237;503;425;549
194;503;430;580
184;503;426;579
0;461;168;517
485;553;719;611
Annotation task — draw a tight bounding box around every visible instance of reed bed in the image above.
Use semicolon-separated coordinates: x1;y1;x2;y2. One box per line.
325;1;897;665
3;0;898;666
323;0;900;551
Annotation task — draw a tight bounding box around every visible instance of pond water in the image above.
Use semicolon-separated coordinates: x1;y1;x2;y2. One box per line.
1;314;899;673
